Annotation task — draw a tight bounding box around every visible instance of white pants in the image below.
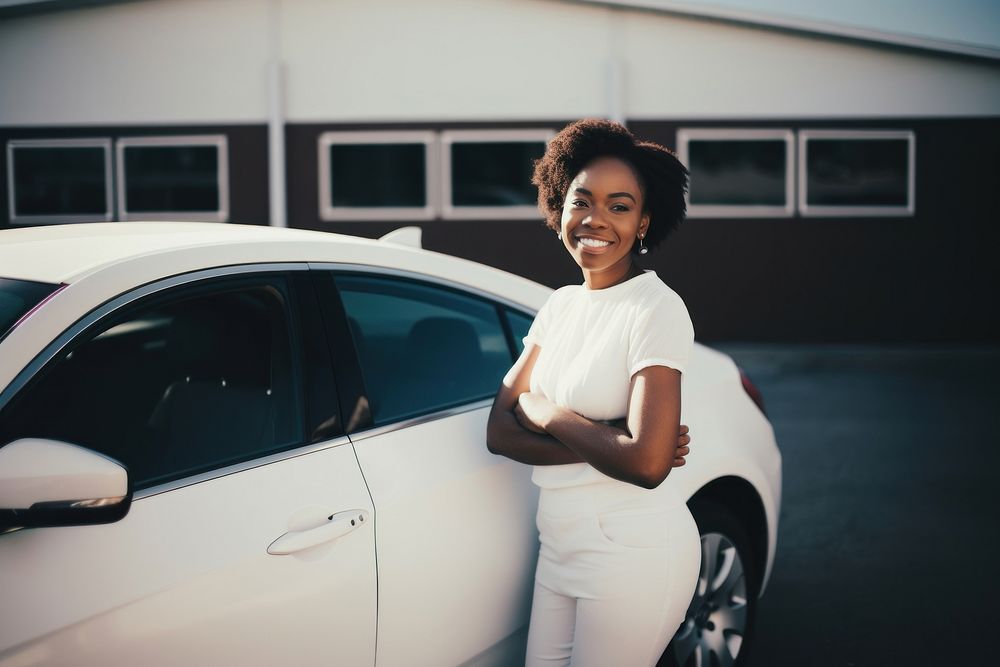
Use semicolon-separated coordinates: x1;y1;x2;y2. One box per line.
525;482;701;667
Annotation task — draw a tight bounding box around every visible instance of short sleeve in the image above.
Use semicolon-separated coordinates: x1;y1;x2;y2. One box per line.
521;295;553;349
627;294;695;376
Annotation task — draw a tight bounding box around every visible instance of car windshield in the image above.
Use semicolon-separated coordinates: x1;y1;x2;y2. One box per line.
0;277;62;343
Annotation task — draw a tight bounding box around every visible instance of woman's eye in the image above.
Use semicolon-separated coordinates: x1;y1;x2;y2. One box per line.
571;199;588;208
611;204;630;213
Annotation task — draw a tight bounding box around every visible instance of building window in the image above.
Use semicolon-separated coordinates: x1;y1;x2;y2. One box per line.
318;131;436;221
116;135;229;222
7;139;113;225
677;129;795;218
441;130;551;220
799;130;915;216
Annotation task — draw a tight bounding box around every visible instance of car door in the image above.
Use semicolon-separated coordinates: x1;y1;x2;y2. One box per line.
0;269;376;666
313;269;539;667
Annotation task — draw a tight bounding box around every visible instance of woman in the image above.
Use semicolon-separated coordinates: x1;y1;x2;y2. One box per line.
486;119;700;666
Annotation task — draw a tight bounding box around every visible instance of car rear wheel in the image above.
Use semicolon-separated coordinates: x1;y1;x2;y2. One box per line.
659;501;758;667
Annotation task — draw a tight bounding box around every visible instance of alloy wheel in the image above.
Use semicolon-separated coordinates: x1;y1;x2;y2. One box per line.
671;531;749;667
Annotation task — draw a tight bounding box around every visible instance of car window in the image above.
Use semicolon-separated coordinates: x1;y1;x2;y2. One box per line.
334;274;509;426
0;277;303;490
506;309;534;356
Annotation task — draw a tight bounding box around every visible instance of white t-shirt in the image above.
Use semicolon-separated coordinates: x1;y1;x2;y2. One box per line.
523;270;694;489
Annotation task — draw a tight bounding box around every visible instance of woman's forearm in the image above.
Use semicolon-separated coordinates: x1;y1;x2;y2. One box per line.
513;369;682;489
543;407;676;488
486;408;584;466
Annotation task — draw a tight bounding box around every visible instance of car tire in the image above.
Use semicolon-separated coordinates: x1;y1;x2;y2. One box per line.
658;500;759;667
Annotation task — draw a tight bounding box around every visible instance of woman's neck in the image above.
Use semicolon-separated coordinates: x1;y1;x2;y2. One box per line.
582;261;644;291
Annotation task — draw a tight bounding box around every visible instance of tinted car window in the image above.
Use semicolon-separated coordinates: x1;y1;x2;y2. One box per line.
335;275;508;425
0;278;303;490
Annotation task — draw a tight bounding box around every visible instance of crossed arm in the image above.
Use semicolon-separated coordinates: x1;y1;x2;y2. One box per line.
485;344;689;489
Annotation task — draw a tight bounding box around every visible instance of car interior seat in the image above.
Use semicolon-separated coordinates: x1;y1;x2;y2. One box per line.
384;316;485;420
146;296;276;484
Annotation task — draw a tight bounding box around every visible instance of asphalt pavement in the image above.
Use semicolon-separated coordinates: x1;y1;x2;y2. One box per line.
711;344;1000;666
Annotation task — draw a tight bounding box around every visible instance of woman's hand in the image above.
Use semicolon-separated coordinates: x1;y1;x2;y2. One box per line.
609;420;691;468
674;424;691;468
515;392;559;434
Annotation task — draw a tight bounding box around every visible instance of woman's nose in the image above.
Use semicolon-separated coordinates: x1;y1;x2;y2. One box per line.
582;210;607;227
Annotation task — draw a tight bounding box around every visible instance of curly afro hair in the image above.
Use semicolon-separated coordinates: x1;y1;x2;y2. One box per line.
532;119;688;253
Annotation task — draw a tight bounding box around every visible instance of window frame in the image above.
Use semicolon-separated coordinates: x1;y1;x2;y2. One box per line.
798;129;916;217
0;263;334;498
677;128;796;219
311;264;532;436
115;134;230;222
440;129;553;220
502;307;536;357
332;272;511;426
317;130;438;221
6;138;114;225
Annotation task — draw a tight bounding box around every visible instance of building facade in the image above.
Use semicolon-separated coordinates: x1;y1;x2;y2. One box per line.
2;0;999;342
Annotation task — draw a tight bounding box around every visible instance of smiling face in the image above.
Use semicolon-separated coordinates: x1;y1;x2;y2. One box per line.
560;156;650;290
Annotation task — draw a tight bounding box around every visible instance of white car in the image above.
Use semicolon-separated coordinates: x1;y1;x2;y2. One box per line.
0;222;781;667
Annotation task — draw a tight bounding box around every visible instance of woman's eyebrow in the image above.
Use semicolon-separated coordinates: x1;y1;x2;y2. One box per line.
573;187;636;203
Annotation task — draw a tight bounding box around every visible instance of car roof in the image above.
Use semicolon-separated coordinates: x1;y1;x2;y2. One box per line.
0;222;555;395
0;222;374;284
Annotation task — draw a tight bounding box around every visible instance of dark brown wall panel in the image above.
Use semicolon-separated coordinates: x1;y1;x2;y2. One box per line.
0;124;269;228
630;118;1000;343
4;118;997;343
286;117;1000;343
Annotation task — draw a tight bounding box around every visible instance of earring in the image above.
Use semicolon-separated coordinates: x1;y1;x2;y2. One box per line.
638;236;648;255
557;232;562;240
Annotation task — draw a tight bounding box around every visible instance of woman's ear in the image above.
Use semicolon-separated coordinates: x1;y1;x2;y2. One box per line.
639;213;651;238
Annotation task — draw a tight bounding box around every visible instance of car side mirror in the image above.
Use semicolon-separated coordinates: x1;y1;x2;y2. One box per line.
0;438;132;531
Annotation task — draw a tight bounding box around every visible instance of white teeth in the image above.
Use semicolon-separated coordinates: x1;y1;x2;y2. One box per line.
578;237;611;248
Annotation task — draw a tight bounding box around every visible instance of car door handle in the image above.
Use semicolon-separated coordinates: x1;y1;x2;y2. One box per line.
267;509;370;555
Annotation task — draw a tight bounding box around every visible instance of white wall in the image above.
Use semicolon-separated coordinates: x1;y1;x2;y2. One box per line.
1;0;999;126
0;0;271;125
280;0;614;122
619;7;1000;119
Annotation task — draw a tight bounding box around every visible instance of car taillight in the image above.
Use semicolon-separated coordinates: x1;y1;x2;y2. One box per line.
739;367;767;416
